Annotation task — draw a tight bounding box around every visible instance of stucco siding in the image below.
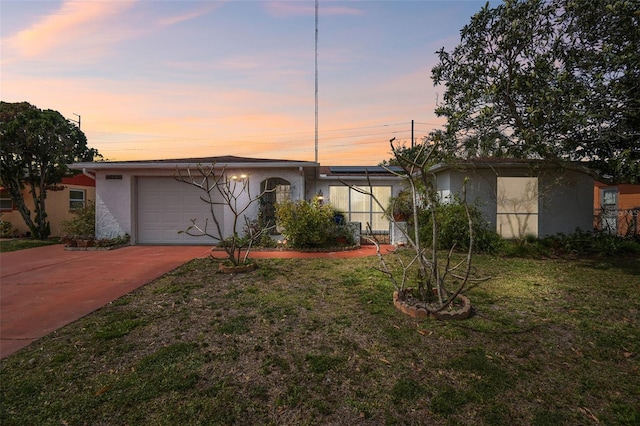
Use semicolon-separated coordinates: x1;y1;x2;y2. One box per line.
1;184;95;237
539;170;594;236
438;168;499;230
95;172;132;240
92;167;308;243
435;165;594;238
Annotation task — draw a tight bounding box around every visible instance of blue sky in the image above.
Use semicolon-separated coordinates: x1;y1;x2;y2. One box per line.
1;0;490;164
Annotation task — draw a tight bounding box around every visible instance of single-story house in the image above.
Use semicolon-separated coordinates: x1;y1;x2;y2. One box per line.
0;174;96;237
594;181;640;236
69;156;405;245
70;155;596;245
429;159;595;238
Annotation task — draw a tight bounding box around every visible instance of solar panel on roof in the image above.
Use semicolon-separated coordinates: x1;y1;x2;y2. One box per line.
328;166;403;174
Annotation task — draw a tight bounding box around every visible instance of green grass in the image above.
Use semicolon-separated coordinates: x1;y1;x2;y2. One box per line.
0;237;59;252
1;253;639;425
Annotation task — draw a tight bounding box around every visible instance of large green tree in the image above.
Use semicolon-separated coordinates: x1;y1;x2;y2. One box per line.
431;0;640;183
0;101;100;239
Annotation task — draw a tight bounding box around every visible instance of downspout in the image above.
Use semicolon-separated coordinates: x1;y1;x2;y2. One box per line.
82;168;96;180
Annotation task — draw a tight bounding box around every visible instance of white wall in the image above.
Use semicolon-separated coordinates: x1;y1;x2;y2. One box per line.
94;166;307;243
95;172;132;239
220;167;306;239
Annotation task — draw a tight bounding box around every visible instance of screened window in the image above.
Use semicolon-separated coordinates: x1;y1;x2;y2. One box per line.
0;189;12;211
69;189;86;210
600;188;618;234
330;185;391;232
496;177;538;238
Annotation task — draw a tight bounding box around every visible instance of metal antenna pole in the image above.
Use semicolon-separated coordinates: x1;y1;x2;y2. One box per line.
72;113;81;129
314;0;319;163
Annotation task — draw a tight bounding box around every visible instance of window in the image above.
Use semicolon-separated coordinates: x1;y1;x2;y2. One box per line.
330;185;391;232
275;183;291;204
600;188;618;234
496;177;538;238
69;189;86;210
0;189;13;211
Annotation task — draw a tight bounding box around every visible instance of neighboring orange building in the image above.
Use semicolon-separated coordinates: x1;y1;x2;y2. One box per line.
594;182;640;237
0;174;96;237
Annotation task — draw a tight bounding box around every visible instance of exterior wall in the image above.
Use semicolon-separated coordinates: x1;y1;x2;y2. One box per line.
436;168;499;229
437;166;594;238
594;182;640;210
94;172;133;240
220;167;306;240
93;166;307;243
594;182;640;236
1;178;96;237
539;170;593;236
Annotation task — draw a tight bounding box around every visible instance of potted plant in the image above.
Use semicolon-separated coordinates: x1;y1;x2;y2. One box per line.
75;235;95;248
386;189;414;222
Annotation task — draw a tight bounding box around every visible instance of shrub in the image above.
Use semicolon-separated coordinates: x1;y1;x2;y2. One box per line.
540;229;640;256
498;229;640;258
275;198;337;248
61;200;95;238
95;234;131;248
0;217;14;238
416;199;502;253
242;219;278;248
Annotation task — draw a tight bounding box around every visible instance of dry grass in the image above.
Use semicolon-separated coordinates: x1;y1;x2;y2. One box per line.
1;253;639;425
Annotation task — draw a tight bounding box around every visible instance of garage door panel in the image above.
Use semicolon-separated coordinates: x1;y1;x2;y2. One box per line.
164;194;181;205
144;212;161;223
183;196;204;207
164;212;180;222
137;177;221;244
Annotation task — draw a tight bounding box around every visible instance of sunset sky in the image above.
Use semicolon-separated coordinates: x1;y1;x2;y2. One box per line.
2;0;490;165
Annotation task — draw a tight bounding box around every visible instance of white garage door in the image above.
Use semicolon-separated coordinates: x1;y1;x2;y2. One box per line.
137;177;222;244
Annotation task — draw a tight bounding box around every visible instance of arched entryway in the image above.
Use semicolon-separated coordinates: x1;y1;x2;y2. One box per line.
260;178;291;232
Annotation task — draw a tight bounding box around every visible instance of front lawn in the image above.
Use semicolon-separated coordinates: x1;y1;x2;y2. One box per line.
1;253;638;425
0;238;59;252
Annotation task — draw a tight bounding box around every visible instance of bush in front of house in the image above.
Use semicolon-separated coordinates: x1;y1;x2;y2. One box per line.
524;229;640;257
61;200;95;239
417;199;502;253
94;233;131;248
275;198;351;248
0;216;14;238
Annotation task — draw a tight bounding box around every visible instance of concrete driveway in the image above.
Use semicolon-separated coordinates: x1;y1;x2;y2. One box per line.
0;245;211;359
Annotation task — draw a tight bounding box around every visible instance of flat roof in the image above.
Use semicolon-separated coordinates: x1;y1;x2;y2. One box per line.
325;166;404;175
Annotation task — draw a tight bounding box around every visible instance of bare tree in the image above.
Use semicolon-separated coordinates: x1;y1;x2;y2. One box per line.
346;138;489;316
174;163;273;266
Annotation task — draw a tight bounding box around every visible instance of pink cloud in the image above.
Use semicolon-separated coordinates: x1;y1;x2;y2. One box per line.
157;2;226;26
6;0;135;58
